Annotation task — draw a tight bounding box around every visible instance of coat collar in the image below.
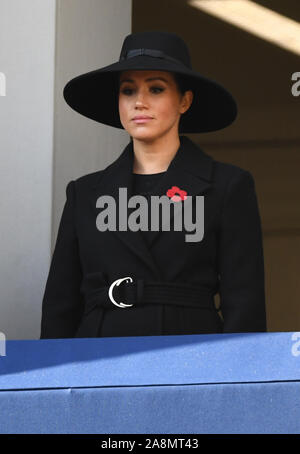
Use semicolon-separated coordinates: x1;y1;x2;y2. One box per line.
92;135;214;277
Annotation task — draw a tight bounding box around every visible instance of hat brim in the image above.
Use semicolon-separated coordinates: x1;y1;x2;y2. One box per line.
63;55;237;133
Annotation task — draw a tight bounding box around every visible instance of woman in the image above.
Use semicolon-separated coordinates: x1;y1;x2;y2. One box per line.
40;31;266;339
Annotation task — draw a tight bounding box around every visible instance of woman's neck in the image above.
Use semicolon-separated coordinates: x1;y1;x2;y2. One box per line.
132;134;180;174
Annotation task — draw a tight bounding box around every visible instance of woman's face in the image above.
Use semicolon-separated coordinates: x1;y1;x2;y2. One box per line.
118;70;193;142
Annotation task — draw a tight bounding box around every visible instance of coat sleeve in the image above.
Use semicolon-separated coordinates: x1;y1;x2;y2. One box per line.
40;180;85;339
217;170;267;332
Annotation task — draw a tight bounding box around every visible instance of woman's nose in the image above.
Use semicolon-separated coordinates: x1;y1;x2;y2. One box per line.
135;89;147;107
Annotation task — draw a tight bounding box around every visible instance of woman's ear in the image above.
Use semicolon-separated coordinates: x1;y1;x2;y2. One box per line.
180;90;194;114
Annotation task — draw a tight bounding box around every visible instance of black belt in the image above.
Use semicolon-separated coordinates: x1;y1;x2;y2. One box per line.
85;278;218;314
76;276;219;338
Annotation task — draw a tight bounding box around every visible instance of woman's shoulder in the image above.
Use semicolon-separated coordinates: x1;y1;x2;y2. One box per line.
71;155;118;189
206;157;257;204
190;137;254;186
212;157;254;188
70;168;106;192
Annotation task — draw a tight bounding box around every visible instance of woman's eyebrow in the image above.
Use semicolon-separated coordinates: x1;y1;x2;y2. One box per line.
119;77;169;85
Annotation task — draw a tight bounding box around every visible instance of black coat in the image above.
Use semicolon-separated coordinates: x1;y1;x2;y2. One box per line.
40;135;266;338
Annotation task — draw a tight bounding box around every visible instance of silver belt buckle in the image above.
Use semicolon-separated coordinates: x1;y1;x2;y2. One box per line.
108;276;133;308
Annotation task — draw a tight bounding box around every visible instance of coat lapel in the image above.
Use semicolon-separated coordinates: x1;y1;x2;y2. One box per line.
92;135;214;275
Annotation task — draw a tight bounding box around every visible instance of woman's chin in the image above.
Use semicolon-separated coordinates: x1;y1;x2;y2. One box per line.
130;130;159;142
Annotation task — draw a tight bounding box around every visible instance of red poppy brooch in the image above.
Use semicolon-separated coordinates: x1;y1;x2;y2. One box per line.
166;186;187;202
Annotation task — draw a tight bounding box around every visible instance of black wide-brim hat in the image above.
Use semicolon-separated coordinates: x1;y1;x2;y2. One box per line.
63;31;237;134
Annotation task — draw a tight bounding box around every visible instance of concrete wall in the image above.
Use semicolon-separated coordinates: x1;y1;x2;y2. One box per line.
0;0;56;340
53;0;132;244
0;0;132;339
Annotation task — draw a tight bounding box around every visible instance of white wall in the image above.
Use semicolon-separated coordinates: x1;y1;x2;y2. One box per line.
0;0;132;339
0;0;56;340
54;0;132;242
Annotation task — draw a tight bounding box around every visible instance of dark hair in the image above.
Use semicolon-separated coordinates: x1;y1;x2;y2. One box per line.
172;72;193;97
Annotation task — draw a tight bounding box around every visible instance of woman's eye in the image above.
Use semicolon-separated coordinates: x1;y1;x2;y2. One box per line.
150;86;164;93
120;88;133;95
120;86;165;95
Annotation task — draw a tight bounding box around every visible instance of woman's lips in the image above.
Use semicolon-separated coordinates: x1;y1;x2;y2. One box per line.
132;117;153;124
